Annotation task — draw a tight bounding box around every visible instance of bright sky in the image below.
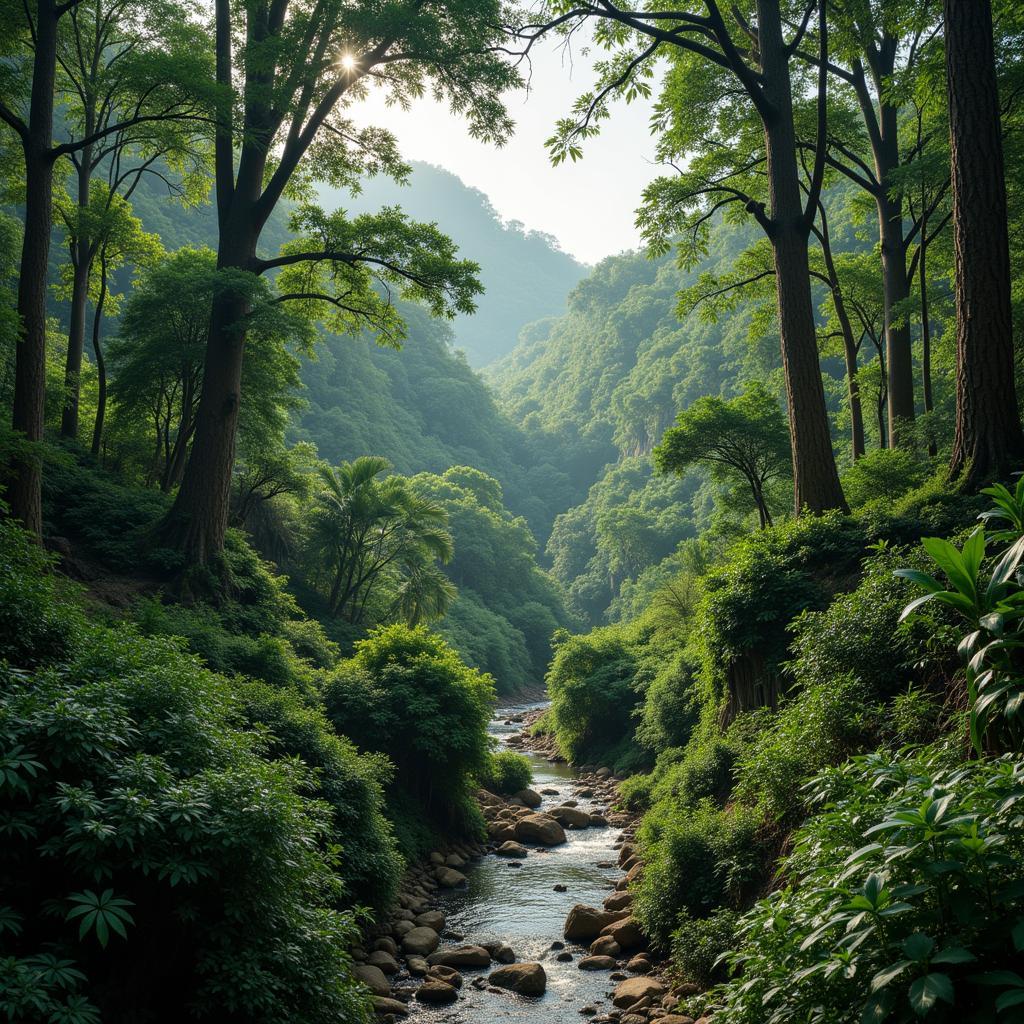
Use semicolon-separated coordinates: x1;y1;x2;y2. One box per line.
355;35;665;266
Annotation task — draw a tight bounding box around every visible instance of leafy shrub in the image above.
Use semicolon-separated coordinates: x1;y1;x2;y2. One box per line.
545;625;642;766
635;646;700;753
633;802;765;950
0;620;369;1024
237;681;402;910
671;909;738;987
711;746;1024;1024
322;625;494;854
0;511;80;667
841;448;931;509
477;750;532;795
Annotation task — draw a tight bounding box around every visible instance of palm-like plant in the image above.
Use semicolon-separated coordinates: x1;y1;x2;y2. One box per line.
307;457;455;625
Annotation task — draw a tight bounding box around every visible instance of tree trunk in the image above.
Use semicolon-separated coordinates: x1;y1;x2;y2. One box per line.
877;191;915;444
90;259;108;457
758;0;847;514
944;0;1024;486
60;141;94;440
9;1;60;537
919;238;937;458
161;225;255;563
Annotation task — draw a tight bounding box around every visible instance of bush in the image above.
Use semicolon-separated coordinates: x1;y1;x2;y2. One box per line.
322;625;495;854
632;801;765;950
0;620;370;1023
841;448;930;509
711;746;1024;1024
671;909;738;987
477;750;532;795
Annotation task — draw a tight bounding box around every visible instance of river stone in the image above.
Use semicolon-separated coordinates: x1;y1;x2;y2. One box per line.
371;996;409;1017
514;788;543;808
596;767;612;778
514;812;567;846
392;920;414;936
406;956;429;976
414;910;445;931
374;936;398;955
367;950;400;974
427;945;491;968
445;853;466;868
540;787;560;795
600;916;646;950
578;955;617;971
589;935;621;957
495;840;528;858
626;955;651;974
660;1017;697;1024
564;904;623;942
353;964;390;997
429;851;445;865
402;927;440;956
550;805;591;829
589;813;609;827
483;941;516;964
612;977;666;1009
489;962;547;996
556;951;573;962
603;891;633;912
427;965;463;989
435;866;468;888
416;980;458;1004
617;844;635;866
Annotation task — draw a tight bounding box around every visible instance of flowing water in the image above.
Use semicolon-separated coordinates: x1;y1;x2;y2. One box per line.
411;701;626;1023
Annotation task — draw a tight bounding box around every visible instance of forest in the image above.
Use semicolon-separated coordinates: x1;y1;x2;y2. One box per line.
1;1;1024;1023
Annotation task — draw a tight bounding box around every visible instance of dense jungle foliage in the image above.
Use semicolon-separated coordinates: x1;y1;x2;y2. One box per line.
3;0;1024;1021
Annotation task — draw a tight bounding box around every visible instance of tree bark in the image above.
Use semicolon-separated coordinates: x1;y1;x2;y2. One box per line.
758;0;847;514
918;236;937;458
9;1;60;537
944;0;1024;486
90;261;108;457
877;190;915;443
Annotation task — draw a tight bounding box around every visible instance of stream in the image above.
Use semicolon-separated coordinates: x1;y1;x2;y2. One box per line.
412;701;627;1023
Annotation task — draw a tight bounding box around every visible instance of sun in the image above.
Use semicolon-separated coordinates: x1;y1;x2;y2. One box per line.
339;53;357;73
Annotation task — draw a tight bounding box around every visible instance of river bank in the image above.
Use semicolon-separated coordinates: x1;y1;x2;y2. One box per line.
353;704;704;1024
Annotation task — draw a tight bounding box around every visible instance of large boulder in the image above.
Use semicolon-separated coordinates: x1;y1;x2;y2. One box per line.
371;996;409;1017
414;910;445;932
550;805;592;829
612;977;666;1009
563;904;624;942
600;916;647;951
489;962;547;996
578;955;617;971
589;935;621;957
416;980;458;1004
367;950;400;974
496;840;528;858
353;964;390;997
402;926;440;957
514;788;542;808
514;812;566;846
435;866;468;888
603;890;633;913
427;945;491;968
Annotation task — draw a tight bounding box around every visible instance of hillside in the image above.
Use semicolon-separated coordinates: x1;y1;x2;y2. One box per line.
319;161;588;366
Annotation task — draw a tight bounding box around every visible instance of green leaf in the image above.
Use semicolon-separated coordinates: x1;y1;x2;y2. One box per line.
908;973;954;1016
902;933;935;961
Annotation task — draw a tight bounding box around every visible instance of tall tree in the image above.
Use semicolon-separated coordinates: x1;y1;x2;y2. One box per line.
0;0;205;536
534;0;847;515
53;0;210;440
162;1;520;567
943;0;1024;485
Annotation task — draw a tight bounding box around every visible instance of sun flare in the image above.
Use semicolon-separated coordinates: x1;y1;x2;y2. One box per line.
339;52;357;73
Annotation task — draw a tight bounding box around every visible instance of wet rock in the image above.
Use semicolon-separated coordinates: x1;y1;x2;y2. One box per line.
540;788;560;795
372;995;409;1017
496;841;528;858
374;937;398;956
401;926;439;957
603;891;633;912
416;980;458;1004
413;910;445;932
550;940;565;950
353;964;390;997
564;904;626;942
483;941;516;964
434;866;468;888
596;767;612;779
579;1007;598;1017
489;962;547;996
405;956;428;976
612;977;666;1009
626;955;651;974
556;951;573;962
427;945;491;968
514;812;567;846
367;950;400;974
445;853;466;869
600;915;646;951
392;920;414;936
578;955;618;971
550;805;592;829
515;788;543;808
589;813;609;827
620;1015;646;1024
553;883;568;892
589;935;621;957
426;965;463;989
575;788;594;798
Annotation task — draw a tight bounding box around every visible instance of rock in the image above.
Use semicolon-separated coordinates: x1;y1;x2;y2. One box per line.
596;767;612;778
402;926;440;956
429;851;445;865
353;964;390;997
515;788;543;808
589;935;621;957
620;1015;647;1024
563;904;623;942
414;910;445;932
554;884;568;892
489;962;547;996
372;996;409;1017
617;844;635;866
495;841;528;858
435;866;468;888
374;937;398;956
488;822;517;843
392;920;414;936
603;891;633;912
626;956;651;974
483;941;516;964
556;951;573;962
578;956;617;971
550;940;565;950
540;788;560;795
660;1016;697;1024
514;813;567;846
427;965;463;989
579;1007;598;1017
576;788;594;798
600;916;646;951
612;977;666;1009
445;853;466;868
589;814;609;827
406;956;428;976
427;945;491;968
550;805;592;829
416;980;458;1004
367;950;400;974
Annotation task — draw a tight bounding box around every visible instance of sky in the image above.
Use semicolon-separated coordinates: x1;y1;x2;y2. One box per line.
354;34;664;266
